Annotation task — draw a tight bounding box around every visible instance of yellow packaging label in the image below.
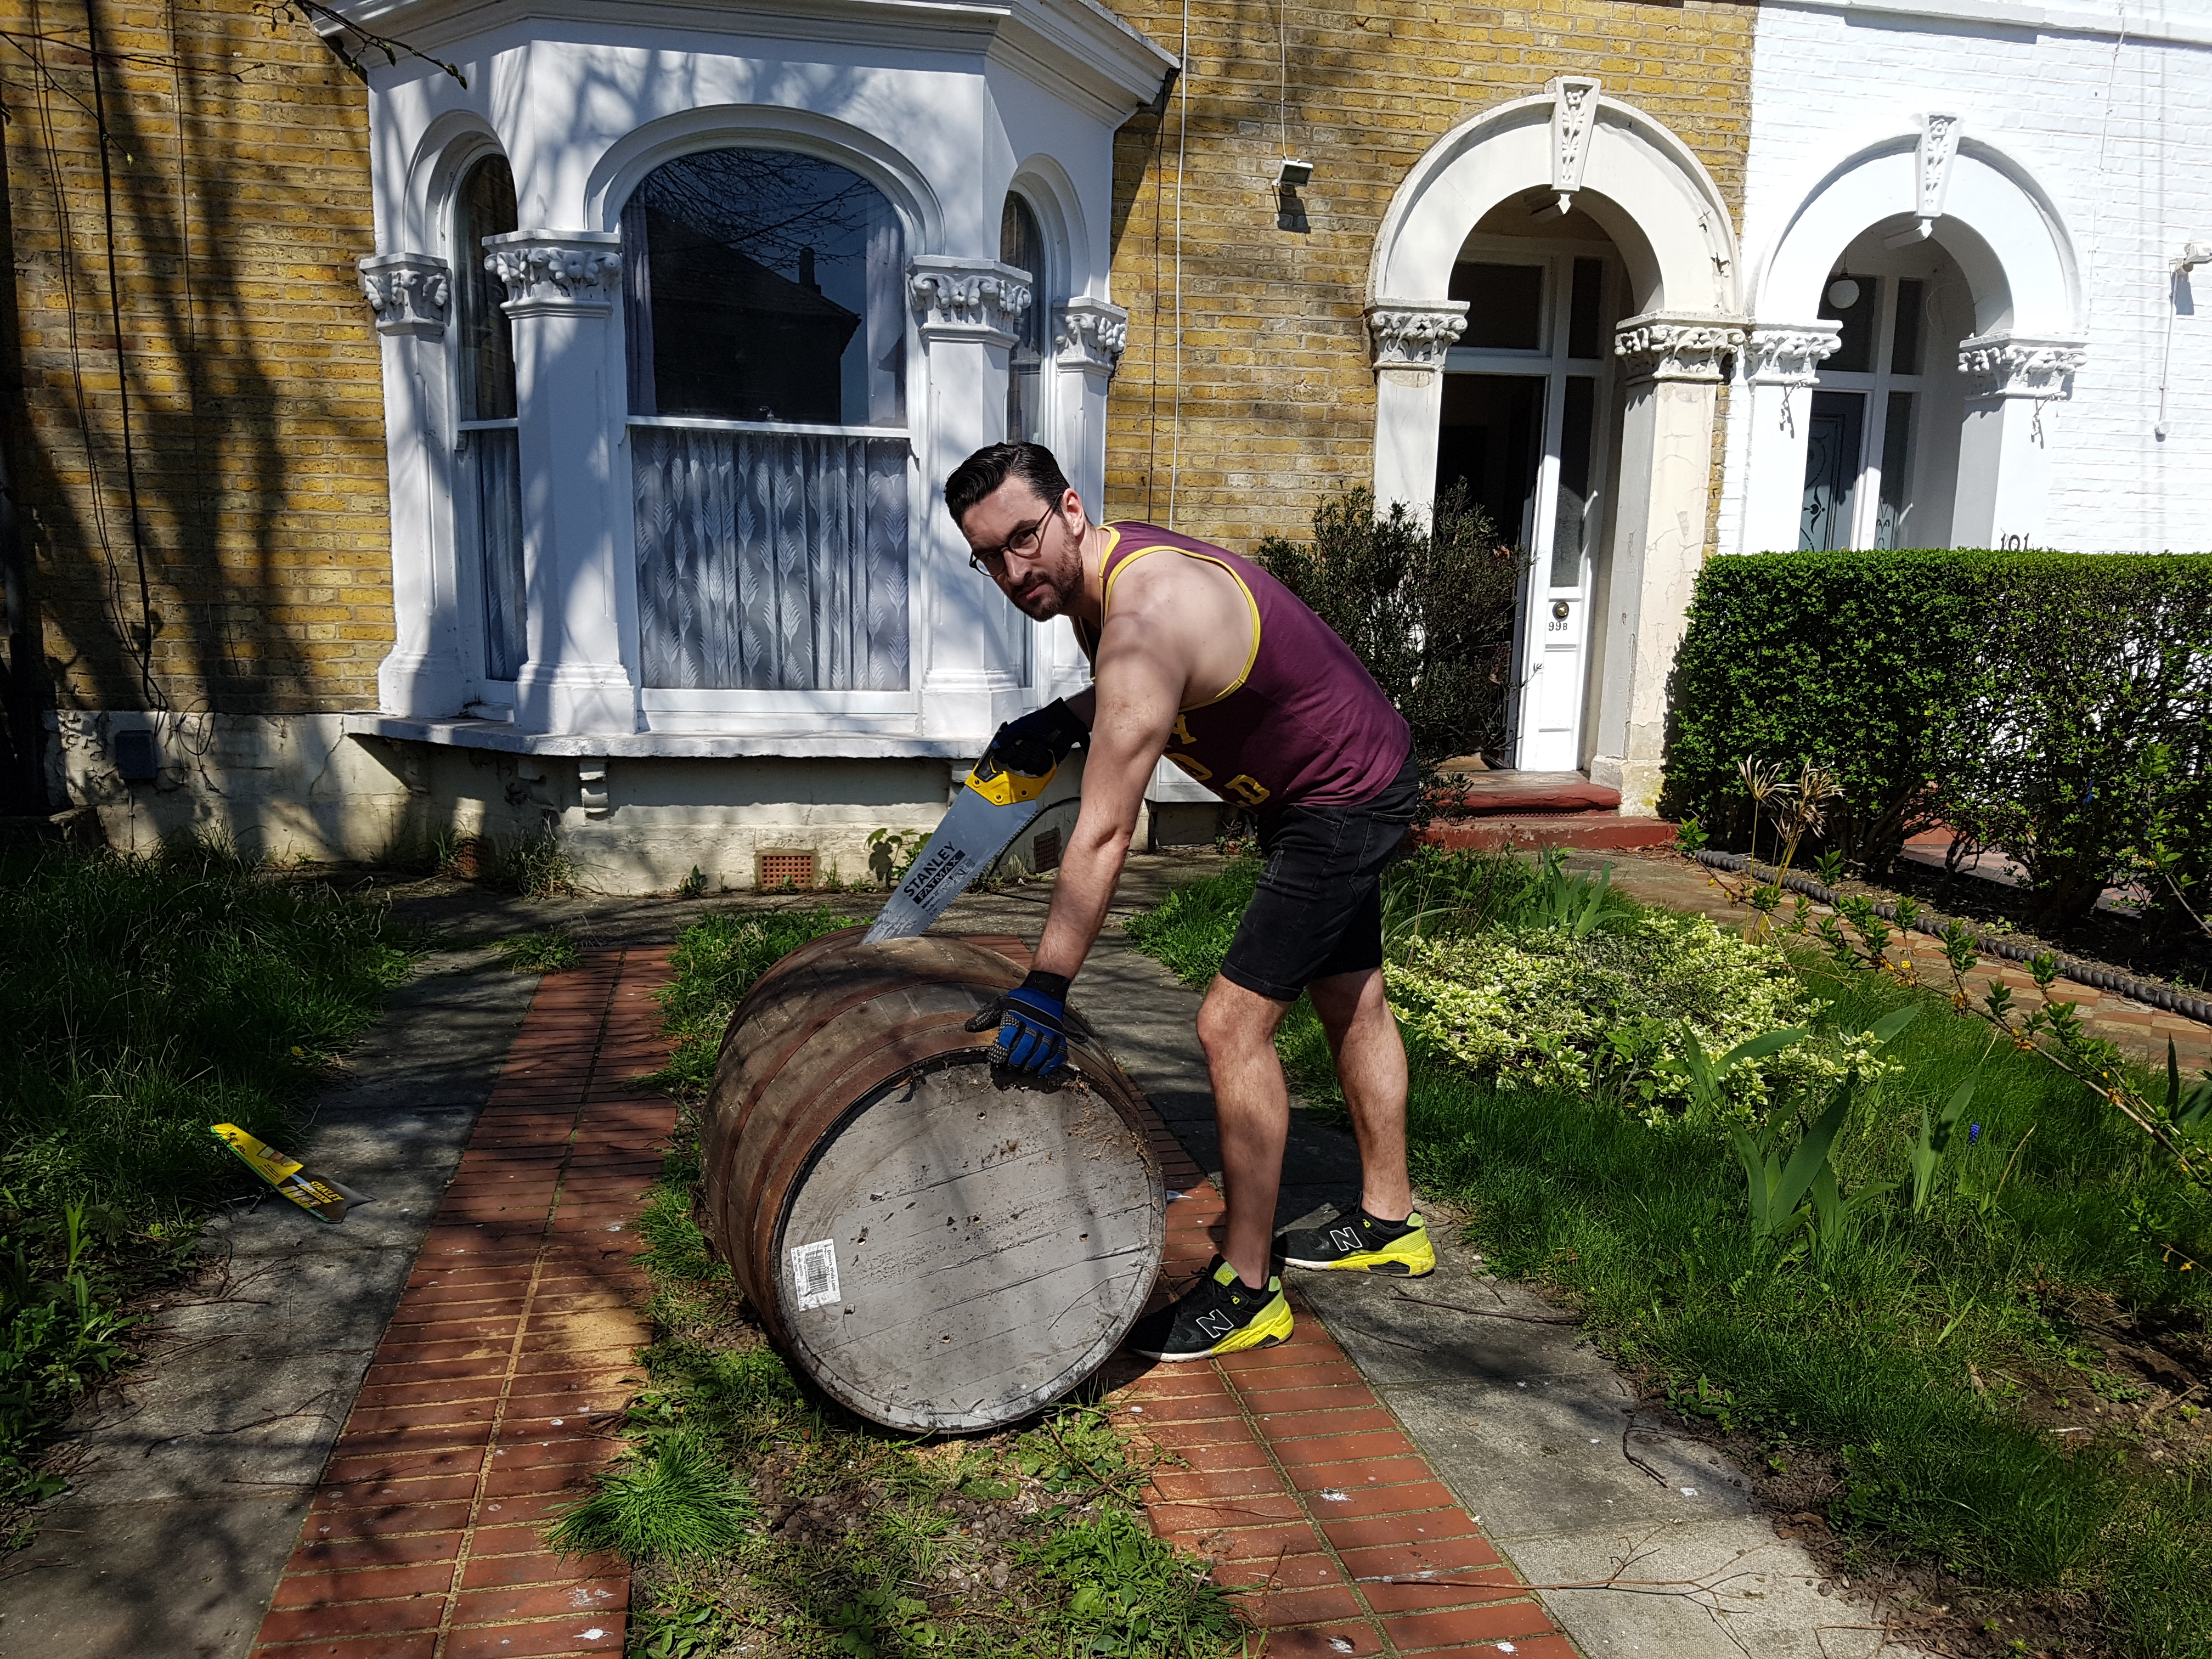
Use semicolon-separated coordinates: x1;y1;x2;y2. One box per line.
212;1123;348;1223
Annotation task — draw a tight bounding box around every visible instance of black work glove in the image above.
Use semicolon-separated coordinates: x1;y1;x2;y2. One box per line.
982;698;1089;778
964;970;1072;1077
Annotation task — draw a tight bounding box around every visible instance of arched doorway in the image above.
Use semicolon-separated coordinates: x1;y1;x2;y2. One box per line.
1366;81;1741;805
1729;121;2084;556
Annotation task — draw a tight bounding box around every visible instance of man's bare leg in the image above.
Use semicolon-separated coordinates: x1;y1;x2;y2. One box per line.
1304;967;1413;1223
1195;976;1294;1291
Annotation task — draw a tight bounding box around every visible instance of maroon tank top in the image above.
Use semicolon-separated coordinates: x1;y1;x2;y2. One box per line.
1079;523;1411;810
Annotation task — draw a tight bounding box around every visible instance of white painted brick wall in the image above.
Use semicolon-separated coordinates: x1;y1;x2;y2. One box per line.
1737;2;2212;551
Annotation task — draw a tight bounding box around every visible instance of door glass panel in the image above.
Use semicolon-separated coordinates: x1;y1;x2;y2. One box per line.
1876;391;1914;549
1889;279;1925;376
1449;262;1544;351
1799;391;1865;551
1819;275;1878;374
1550;376;1596;588
1436;374;1545;550
1567;258;1604;360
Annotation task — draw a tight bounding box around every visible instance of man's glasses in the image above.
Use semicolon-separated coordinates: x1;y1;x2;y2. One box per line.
968;506;1056;577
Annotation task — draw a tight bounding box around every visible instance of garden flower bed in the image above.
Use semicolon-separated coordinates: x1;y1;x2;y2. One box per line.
1126;848;2212;1659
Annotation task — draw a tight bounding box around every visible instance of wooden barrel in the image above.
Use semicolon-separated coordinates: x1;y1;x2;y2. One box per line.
701;930;1165;1431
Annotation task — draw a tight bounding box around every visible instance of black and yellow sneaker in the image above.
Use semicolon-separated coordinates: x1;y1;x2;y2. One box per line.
1279;1209;1436;1277
1124;1257;1294;1362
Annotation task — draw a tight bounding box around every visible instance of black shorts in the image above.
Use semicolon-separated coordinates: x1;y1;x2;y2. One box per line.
1218;749;1421;1002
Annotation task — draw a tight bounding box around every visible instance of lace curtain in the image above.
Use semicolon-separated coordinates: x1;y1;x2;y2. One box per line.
634;427;910;691
472;428;527;681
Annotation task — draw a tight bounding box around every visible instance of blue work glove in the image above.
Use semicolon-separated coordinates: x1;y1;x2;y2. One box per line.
984;698;1089;777
965;970;1070;1076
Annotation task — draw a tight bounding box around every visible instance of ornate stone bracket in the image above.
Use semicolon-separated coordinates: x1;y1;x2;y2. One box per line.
1547;75;1602;217
1957;332;2087;401
1888;111;1962;247
908;255;1033;344
483;230;623;317
1054;297;1129;376
1743;322;1842;388
1365;298;1469;371
358;251;450;339
1613;312;1746;383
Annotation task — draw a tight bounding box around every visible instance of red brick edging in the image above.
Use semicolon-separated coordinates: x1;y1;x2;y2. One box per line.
249;947;676;1659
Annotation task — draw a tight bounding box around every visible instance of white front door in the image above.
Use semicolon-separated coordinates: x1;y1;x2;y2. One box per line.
1437;243;1617;771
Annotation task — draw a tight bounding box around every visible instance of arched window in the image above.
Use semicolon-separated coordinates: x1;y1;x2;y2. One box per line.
453;155;523;681
1000;194;1049;443
623;149;910;692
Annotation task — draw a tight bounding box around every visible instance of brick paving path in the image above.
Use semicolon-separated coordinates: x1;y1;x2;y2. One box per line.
249;947;676;1659
1113;1126;1578;1659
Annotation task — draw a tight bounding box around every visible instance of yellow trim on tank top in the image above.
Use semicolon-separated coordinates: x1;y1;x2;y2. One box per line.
1097;533;1263;710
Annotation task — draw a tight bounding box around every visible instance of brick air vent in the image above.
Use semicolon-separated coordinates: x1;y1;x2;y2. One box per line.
757;851;819;890
1031;828;1062;872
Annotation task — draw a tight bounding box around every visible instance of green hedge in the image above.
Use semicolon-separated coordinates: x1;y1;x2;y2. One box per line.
1664;549;2212;930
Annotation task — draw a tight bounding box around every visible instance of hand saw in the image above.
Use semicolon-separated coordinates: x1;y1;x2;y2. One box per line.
212;1123;373;1224
864;754;1058;942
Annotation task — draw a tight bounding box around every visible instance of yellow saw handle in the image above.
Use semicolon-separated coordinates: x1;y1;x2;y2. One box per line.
966;754;1054;806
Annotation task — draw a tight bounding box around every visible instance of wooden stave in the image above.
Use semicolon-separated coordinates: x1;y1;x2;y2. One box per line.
701;934;1164;1430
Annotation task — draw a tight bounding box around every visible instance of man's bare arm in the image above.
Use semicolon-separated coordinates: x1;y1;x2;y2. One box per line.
1031;646;1177;981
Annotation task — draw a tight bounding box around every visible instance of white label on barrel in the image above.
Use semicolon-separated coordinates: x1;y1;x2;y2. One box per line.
789;1238;840;1310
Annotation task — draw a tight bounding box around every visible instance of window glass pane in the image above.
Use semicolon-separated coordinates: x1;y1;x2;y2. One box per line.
1819;274;1877;374
1448;262;1543;351
1889;279;1925;376
1436;374;1545;550
1001;195;1048;445
472;428;526;679
455;157;516;422
1550;376;1597;588
1876;391;1914;549
1799;390;1865;551
622;150;905;425
1567;258;1604;360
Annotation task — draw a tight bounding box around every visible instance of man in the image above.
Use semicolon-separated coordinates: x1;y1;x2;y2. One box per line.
943;441;1434;1363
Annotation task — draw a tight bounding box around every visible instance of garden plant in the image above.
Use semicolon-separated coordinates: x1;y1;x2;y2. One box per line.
0;837;412;1538
560;907;1254;1659
1126;847;2212;1657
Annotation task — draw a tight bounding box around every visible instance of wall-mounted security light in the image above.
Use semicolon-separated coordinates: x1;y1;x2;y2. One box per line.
2176;242;2212;274
1276;159;1312;189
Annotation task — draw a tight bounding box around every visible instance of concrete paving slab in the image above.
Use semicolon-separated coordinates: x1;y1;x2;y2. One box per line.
0;948;539;1659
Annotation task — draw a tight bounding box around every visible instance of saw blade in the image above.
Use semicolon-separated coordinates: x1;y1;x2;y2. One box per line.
865;765;1055;942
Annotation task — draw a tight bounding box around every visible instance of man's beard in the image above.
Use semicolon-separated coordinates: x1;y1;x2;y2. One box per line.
1009;546;1082;619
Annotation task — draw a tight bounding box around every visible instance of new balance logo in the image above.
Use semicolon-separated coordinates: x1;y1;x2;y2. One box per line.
1329;1226;1361;1252
1196;1309;1234;1340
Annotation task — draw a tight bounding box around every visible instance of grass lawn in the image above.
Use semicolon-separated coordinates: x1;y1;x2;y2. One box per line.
565;909;1254;1659
1126;850;2212;1659
0;840;413;1536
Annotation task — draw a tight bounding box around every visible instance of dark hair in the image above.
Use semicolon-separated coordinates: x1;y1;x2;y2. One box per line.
944;442;1074;527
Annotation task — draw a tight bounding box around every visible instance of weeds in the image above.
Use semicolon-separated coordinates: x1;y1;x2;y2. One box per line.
1127;850;2212;1655
642;910;860;1095
546;1431;755;1562
0;843;411;1529
494;929;581;974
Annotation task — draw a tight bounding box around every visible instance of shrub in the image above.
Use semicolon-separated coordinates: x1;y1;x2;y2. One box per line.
1383;910;1883;1116
1255;485;1520;765
1665;549;2212;928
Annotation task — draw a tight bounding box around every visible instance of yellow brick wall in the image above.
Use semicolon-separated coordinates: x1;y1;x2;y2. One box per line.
1102;0;1754;554
3;0;386;716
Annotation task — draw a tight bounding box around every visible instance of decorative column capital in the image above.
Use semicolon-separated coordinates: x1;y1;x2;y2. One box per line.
1364;298;1469;371
1957;332;2087;401
1613;311;1746;383
1054;297;1128;376
484;230;623;317
907;256;1033;345
1743;321;1842;387
358;251;450;339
